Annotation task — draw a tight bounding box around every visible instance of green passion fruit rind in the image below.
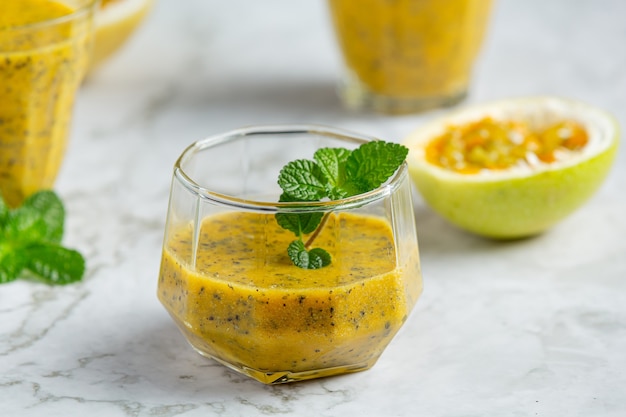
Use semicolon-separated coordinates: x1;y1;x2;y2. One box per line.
403;97;619;239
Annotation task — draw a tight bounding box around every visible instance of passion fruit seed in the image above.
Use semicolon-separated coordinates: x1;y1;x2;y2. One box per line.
425;117;589;174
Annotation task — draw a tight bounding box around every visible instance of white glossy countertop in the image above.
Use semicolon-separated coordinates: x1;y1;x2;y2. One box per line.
2;0;626;416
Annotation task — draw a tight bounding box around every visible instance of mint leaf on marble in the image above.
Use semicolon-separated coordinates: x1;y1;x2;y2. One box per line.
276;140;408;269
0;250;26;283
0;191;85;285
20;190;65;243
25;243;85;284
3;190;64;244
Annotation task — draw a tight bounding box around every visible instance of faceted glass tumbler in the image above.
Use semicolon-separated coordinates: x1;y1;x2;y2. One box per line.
158;125;423;384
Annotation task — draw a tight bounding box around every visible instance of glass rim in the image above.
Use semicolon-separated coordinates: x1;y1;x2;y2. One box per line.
173;124;408;213
0;0;99;32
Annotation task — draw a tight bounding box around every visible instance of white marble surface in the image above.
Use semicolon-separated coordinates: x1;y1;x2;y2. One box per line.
2;0;626;416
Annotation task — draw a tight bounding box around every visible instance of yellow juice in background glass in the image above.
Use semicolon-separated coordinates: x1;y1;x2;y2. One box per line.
328;0;493;114
0;0;97;207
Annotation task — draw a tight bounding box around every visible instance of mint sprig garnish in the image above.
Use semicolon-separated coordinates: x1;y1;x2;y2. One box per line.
0;191;85;285
276;140;408;269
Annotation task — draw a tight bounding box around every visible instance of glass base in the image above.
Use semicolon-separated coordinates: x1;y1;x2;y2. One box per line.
192;345;376;385
338;75;468;115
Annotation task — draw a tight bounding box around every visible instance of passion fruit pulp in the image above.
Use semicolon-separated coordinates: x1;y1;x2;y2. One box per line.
403;97;619;239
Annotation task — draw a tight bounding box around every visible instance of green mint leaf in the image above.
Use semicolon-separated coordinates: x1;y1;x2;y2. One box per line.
275;212;300;236
314;147;351;197
277;159;327;201
287;239;306;265
24;243;85;285
276;193;323;236
21;191;64;243
0;244;26;283
287;240;331;270
307;248;332;268
275;212;324;236
276;140;407;270
4;191;65;244
0;190;85;285
4;206;48;243
299;213;324;234
313;148;361;200
332;182;365;200
345;141;408;193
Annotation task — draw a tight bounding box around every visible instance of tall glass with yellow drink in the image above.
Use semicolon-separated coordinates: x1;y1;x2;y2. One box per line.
328;0;494;114
0;0;98;207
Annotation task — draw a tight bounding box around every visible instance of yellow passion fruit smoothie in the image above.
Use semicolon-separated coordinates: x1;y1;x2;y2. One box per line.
0;0;94;207
159;211;422;384
404;97;619;238
329;0;493;112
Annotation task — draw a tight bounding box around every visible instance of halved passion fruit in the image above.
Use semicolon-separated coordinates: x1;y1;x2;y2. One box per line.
403;97;619;239
89;0;153;71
